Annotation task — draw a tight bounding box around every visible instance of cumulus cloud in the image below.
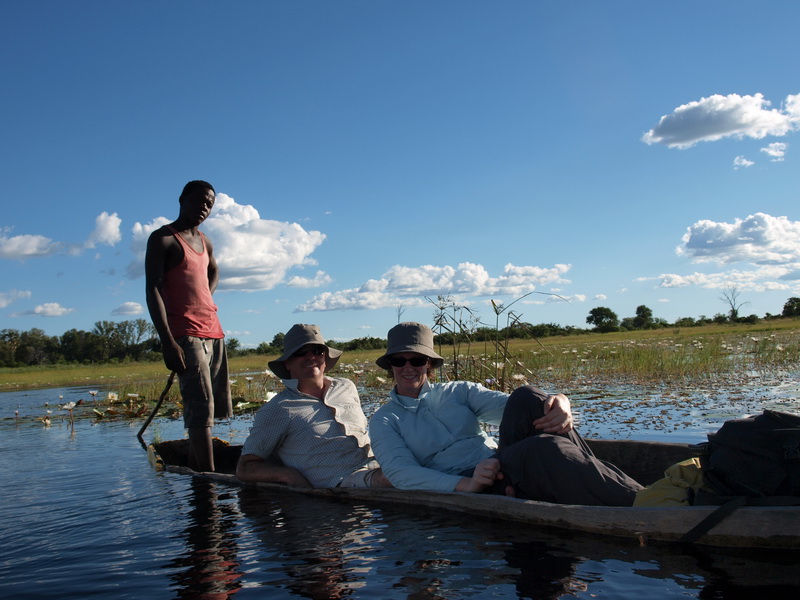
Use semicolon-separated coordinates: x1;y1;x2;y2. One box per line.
1;211;123;260
127;193;328;291
676;213;800;265
733;155;754;169
761;142;788;161
286;271;334;288
295;262;572;312
85;212;122;248
655;213;800;292
656;267;793;292
13;302;75;317
111;301;143;316
0;229;60;259
642;93;800;149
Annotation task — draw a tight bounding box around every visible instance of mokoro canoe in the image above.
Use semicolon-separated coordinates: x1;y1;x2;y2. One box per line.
148;438;800;550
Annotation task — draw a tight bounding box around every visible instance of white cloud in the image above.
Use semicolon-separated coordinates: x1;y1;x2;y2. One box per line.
677;213;800;265
85;212;122;248
286;271;334;288
127;193;328;291
295;262;572;312
653;213;800;292
0;229;60;259
733;155;754;169
642;93;800;149
0;289;32;308
760;142;788;161
111;301;143;316
13;302;75;317
656;267;793;292
593;294;607;300
1;211;122;260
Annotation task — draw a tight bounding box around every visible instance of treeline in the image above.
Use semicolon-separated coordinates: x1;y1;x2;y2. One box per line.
0;320;160;367
3;298;800;367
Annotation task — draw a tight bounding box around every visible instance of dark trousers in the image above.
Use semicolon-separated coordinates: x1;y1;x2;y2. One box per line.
494;386;642;506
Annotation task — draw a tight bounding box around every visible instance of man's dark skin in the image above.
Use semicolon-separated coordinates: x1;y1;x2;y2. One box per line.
145;184;220;471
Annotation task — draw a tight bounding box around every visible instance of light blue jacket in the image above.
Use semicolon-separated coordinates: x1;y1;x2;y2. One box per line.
369;380;508;492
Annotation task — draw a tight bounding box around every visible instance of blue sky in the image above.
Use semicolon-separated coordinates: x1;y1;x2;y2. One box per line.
2;1;799;347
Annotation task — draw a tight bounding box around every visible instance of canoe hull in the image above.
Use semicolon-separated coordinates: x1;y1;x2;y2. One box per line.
150;438;800;549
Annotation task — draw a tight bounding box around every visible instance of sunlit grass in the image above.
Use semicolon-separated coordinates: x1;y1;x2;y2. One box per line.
3;321;800;429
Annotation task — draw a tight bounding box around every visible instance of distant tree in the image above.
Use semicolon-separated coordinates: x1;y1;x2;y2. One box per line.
16;328;59;365
269;332;285;351
720;286;749;321
0;329;21;367
783;297;800;317
586;307;620;333
226;338;241;357
255;342;272;354
633;305;654;329
673;317;696;327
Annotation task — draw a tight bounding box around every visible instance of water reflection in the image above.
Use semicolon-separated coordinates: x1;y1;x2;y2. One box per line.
144;474;800;599
169;479;243;599
234;487;593;599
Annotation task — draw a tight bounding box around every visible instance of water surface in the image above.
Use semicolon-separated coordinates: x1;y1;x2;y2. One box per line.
1;384;799;599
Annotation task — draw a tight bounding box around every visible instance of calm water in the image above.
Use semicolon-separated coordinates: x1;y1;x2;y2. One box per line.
2;385;800;599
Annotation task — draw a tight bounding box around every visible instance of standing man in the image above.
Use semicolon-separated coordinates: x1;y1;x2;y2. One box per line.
145;180;232;472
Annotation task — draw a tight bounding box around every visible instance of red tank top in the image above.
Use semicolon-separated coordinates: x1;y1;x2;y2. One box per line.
161;226;225;339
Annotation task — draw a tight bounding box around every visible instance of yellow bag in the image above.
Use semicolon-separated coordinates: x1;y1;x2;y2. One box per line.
633;457;710;507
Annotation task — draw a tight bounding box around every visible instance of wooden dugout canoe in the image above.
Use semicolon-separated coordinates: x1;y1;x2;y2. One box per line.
148;438;800;550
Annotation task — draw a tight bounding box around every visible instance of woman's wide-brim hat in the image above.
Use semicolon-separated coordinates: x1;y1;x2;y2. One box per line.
376;322;444;370
268;324;342;379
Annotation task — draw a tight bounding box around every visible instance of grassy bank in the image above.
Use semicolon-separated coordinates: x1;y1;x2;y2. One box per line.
3;320;799;395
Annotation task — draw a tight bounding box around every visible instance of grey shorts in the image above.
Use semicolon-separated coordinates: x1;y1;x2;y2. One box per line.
177;336;232;428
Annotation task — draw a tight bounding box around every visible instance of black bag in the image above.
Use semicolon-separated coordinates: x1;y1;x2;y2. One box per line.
696;409;800;500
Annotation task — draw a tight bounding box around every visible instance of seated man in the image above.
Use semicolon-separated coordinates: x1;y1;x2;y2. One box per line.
236;324;391;488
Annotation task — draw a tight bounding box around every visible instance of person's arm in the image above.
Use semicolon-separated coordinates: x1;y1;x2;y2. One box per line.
144;230;185;374
533;393;573;434
205;235;219;294
236;454;312;487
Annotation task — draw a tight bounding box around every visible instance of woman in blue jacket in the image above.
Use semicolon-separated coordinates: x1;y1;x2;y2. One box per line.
368;322;642;506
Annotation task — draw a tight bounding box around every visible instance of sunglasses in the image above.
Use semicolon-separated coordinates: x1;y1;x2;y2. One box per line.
291;345;326;358
388;356;429;368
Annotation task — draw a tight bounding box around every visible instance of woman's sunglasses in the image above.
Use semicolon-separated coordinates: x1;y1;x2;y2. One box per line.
291;345;326;358
388;356;429;368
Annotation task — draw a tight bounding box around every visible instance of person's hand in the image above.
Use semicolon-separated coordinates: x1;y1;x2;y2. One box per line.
456;458;503;493
162;340;186;374
534;393;573;434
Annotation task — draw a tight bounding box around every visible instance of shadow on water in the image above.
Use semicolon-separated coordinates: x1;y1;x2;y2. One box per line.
168;481;800;600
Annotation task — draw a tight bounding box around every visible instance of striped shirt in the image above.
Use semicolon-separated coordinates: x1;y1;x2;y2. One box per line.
241;377;377;487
